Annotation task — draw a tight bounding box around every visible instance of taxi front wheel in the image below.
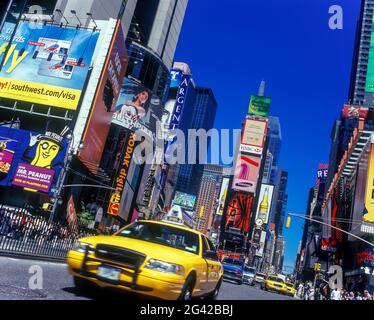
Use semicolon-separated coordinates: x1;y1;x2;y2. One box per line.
179;275;195;300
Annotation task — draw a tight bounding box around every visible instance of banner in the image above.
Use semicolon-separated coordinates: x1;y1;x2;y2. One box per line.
224;192;253;233
216;177;230;216
172;191;197;210
241;118;267;149
0;21;99;109
232;154;261;194
79;22;128;175
254;184;274;225
112;77;163;137
342;104;369;119
67;195;79;234
366;15;374;92
364;144;374;223
248;95;271;117
0;126;68;194
107;132;136;216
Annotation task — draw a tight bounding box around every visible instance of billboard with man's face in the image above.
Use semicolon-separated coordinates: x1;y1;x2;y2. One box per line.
0;21;99;110
0;126;68;194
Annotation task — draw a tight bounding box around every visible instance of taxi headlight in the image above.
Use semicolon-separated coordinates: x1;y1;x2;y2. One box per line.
145;259;185;276
72;242;95;253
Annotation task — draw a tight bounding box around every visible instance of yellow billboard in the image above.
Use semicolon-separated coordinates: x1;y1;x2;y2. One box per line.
364;144;374;223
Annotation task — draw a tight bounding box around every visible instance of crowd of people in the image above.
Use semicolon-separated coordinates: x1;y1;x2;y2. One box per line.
295;281;373;300
0;208;94;255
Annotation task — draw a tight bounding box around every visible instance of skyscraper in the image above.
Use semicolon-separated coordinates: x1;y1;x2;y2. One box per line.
349;0;374;107
266;116;282;184
175;87;218;197
271;170;289;236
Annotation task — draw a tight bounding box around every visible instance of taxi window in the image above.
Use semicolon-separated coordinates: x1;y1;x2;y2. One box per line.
117;221;200;254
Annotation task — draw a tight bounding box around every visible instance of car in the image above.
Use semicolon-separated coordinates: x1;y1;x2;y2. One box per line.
261;275;286;293
243;265;256;285
221;257;245;285
67;219;223;300
254;272;266;286
280;281;296;297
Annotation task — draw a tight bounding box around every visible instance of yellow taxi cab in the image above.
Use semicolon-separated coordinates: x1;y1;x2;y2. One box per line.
281;281;296;297
67;219;223;300
261;275;286;293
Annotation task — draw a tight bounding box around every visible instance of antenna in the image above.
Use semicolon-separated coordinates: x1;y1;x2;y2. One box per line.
258;80;266;96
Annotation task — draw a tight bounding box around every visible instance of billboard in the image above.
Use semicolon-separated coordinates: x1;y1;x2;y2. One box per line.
364;144;374;223
224;191;253;233
107;132;136;216
316;163;328;186
232;154;261;194
248;95;271;117
0;21;99;109
66;195;78;234
342;104;369;119
216;177;230;216
241;118;267;149
172;191;196;210
254;184;274;225
0;126;68;194
255;231;267;257
366;15;374;92
79;22;128;175
112;77;163;137
357;248;374;267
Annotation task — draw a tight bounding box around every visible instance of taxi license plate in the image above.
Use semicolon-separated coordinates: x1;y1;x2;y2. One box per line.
97;266;121;281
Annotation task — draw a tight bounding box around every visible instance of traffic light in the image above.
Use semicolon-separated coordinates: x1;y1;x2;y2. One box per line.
42;203;53;212
285;215;291;229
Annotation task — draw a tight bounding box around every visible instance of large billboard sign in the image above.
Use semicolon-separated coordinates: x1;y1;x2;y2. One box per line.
224;191;253;234
248;95;271;117
232;154;261;194
0;21;99;109
366;15;374;93
255;231;267;257
216;177;230;216
364;144;374;223
241;118;267;149
107;132;136;216
316;163;328;186
79;22;128;174
112;77;163;137
168;74;191;130
172;191;196;210
0;126;68;194
254;184;274;226
357;248;374;267
342;104;369;119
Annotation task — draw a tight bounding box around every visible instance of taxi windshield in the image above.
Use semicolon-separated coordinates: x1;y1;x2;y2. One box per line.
116;221;200;254
268;276;284;283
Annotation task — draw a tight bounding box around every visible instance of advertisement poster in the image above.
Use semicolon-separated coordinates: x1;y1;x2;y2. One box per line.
364;144;374;223
241;118;267;149
172;191;197;210
0;21;99;109
255;231;267;257
248;95;271;117
342;104;369;119
216;177;230;216
66;195;78;234
0;126;68;194
357;248;374;267
79;22;128;175
112;77;163;137
224;192;253;233
366;15;374;92
316;163;328;186
232;154;261;194
107;132;136;216
255;184;274;225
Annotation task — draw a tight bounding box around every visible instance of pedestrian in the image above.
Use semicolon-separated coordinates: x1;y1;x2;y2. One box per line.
330;287;342;300
349;292;355;300
363;290;373;300
355;292;363;300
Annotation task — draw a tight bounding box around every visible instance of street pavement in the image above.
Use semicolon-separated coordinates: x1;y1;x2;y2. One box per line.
0;256;296;300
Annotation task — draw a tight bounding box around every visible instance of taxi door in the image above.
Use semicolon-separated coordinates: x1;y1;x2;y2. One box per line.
202;235;222;292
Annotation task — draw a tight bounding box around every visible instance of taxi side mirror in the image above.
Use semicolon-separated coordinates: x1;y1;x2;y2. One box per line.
204;250;218;261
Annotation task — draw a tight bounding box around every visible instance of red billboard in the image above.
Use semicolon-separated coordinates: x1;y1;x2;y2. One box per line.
224;192;253;234
79;21;128;174
342;104;369;120
232;154;261;194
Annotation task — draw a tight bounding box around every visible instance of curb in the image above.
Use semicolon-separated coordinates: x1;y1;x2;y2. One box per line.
0;251;66;263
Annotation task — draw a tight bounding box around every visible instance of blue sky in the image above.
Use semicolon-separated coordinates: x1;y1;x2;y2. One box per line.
174;0;362;269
